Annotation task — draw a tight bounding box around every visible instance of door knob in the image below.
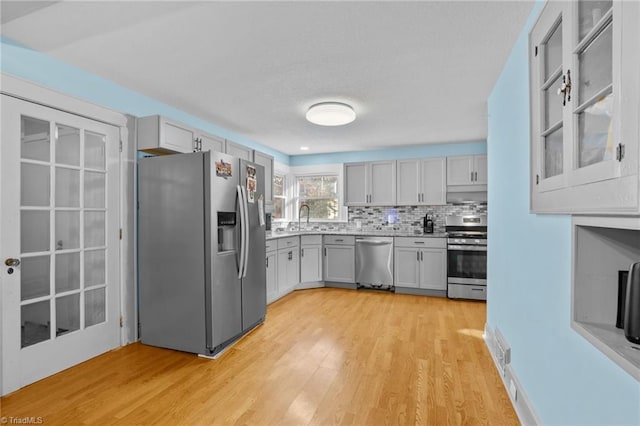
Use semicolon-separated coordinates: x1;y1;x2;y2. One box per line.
5;258;20;267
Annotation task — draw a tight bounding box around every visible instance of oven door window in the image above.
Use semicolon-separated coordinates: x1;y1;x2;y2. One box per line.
447;248;487;280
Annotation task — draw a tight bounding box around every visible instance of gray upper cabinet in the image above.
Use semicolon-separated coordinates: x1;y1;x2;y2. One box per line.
529;1;640;214
225;139;253;161
253;150;274;202
138;115;226;155
138;115;198;154
397;157;446;205
344;160;396;206
446;155;487;189
198;132;224;153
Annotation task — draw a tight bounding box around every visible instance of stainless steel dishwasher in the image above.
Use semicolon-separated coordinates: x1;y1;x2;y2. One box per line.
355;236;394;291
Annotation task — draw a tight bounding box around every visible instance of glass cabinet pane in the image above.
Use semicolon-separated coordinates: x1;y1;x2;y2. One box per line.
544;127;563;178
578;23;613;104
578;94;614;168
544;21;562;80
544;75;563;129
578;1;612;40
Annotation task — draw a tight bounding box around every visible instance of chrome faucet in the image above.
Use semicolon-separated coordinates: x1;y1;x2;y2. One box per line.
298;203;310;231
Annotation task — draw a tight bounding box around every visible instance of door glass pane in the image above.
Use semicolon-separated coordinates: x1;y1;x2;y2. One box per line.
21;163;50;207
579;1;612;40
544;21;562;80
85;250;105;287
55;167;80;207
56;294;80;336
55;125;80;166
21;255;50;301
85;172;105;208
85;287;106;327
55;252;80;293
21;116;50;162
22;301;51;348
544;75;563;129
578;93;614;168
85;212;105;248
544;126;563;178
85;131;106;170
579;23;612;104
21;211;50;253
55;211;80;250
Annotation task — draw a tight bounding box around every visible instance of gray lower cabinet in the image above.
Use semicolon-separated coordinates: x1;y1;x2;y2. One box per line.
276;237;299;296
323;236;355;283
300;235;323;283
394;237;446;290
266;249;278;303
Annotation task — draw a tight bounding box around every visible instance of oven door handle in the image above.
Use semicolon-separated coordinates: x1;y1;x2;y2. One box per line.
447;245;487;252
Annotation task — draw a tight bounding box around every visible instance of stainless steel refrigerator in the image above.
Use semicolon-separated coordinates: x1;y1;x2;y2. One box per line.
138;151;267;356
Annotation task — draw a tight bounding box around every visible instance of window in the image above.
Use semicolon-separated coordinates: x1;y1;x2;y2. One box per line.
297;175;338;220
273;173;285;220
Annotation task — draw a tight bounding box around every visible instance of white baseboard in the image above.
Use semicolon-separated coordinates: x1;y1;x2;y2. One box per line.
484;324;541;426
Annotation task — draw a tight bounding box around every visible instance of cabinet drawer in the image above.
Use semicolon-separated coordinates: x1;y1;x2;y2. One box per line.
447;284;486;300
394;237;446;249
301;235;322;245
277;236;299;249
266;240;277;252
323;235;355;245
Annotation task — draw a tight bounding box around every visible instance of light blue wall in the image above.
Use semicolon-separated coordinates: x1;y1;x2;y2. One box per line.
0;37;290;165
289;141;486;166
487;3;640;425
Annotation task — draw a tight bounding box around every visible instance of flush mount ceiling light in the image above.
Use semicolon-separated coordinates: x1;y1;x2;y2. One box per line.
306;102;356;126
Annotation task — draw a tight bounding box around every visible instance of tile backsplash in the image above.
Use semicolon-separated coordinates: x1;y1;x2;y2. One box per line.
285;202;487;233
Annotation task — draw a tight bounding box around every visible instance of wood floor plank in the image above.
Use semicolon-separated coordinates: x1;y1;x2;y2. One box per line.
1;288;518;425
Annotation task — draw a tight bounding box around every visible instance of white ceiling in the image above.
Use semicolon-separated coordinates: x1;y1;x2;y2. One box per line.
1;1;534;156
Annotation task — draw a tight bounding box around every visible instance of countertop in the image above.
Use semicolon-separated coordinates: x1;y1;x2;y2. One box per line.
266;229;448;240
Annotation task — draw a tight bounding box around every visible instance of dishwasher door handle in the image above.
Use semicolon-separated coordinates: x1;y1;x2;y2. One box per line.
356;240;392;246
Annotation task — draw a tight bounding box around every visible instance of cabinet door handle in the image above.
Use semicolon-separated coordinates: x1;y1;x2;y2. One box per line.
301;248;304;257
288;251;292;260
266;257;269;268
421;252;423;261
417;251;420;261
324;247;327;256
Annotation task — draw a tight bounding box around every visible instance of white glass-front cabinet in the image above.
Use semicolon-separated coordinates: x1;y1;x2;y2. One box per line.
529;1;640;214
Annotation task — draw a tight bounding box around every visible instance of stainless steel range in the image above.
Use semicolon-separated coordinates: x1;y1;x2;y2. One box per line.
445;215;487;300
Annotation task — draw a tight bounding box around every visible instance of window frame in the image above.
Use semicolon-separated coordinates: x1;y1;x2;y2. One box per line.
272;171;288;223
294;173;344;222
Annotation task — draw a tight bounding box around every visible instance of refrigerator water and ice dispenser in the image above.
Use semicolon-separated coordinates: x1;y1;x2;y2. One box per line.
217;211;236;252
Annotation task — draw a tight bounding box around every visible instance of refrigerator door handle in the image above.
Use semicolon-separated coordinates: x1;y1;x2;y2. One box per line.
240;185;250;278
237;185;247;279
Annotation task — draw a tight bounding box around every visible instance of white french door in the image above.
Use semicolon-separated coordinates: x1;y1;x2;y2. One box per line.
1;94;121;395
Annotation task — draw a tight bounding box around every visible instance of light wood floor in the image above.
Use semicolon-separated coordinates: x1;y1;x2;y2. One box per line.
1;288;518;425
